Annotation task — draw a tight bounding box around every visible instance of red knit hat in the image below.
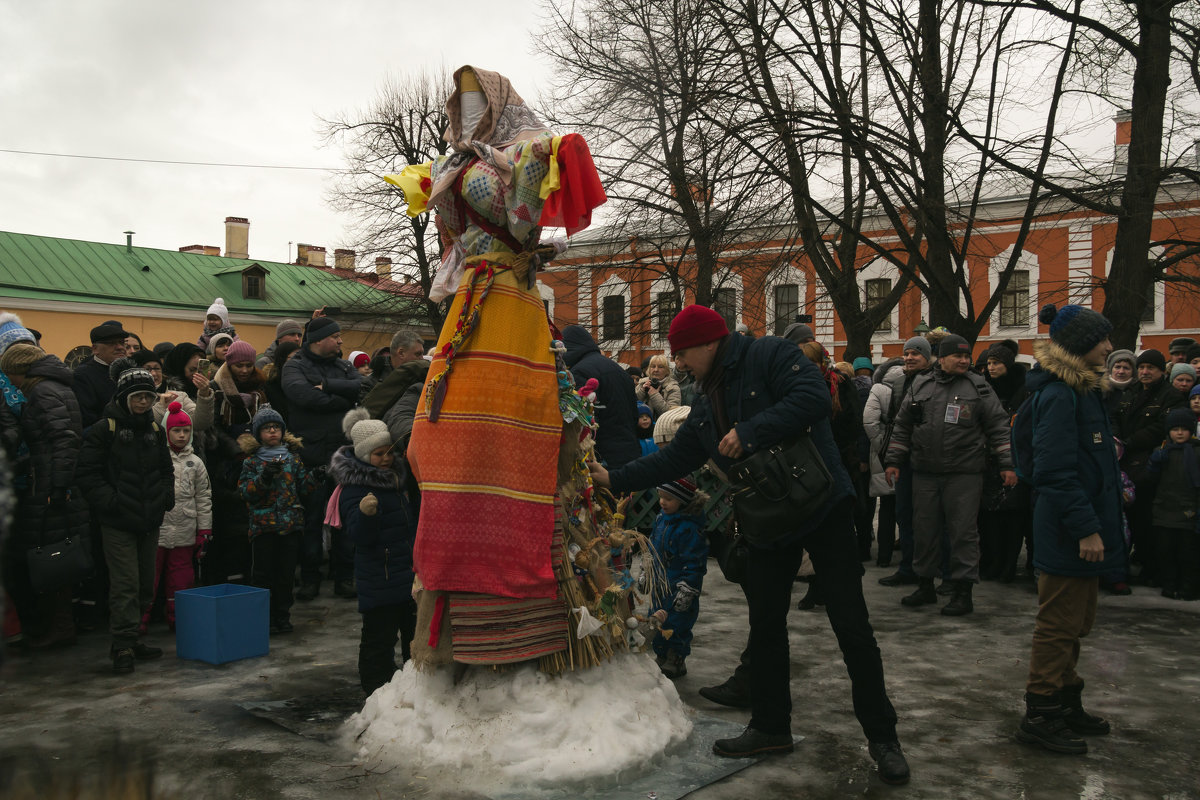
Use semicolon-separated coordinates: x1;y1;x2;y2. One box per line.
667;305;729;355
165;401;192;430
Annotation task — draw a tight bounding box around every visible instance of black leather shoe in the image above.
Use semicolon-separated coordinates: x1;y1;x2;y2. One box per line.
868;740;911;785
712;727;794;758
936;580;955;596
878;571;919;587
296;582;319;602
699;677;753;709
131;642;163;660
333;580;357;599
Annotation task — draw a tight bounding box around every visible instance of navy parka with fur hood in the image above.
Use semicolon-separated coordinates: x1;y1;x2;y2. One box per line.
1025;340;1126;577
609;333;854;547
329;445;416;611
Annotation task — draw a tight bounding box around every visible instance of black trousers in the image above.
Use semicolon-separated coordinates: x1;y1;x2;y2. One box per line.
251;531;300;622
359;600;417;695
744;500;899;741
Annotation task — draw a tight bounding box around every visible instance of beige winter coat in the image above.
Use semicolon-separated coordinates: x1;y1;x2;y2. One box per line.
157;444;213;549
635;375;682;416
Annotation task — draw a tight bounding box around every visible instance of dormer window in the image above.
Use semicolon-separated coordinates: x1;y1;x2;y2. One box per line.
241;265;267;300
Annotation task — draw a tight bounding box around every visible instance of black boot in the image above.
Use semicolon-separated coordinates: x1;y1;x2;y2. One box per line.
712;727;794;758
868;740;911;785
699;675;753;709
901;578;937;607
1059;680;1110;735
660;650;687;679
941;581;974;616
1016;693;1087;754
879;570;919;587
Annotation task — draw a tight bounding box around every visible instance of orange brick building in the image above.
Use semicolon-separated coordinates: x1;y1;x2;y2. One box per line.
541;129;1200;366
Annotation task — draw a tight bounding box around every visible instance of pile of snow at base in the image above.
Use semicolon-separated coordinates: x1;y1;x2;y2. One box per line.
345;652;693;793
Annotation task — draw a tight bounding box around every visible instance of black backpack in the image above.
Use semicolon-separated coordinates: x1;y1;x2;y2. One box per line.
1010;383;1076;482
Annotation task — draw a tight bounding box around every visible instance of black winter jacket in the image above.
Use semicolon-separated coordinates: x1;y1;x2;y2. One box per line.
1115;377;1185;483
13;355;90;547
76;400;174;533
281;346;363;467
72;356;117;430
330;445;416;612
562;326;641;469
609;333;854;547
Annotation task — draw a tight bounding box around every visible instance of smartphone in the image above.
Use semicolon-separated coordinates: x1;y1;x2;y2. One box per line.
198;358;211;373
322;306;342;317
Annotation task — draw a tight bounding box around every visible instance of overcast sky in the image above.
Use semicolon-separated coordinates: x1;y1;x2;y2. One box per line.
0;0;551;265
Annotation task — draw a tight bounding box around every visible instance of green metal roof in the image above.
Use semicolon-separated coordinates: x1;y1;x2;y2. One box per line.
0;230;417;321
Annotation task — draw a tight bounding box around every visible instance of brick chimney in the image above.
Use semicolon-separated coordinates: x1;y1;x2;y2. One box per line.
225;216;249;259
375;256;392;280
1113;111;1131;175
296;244;326;267
334;248;356;270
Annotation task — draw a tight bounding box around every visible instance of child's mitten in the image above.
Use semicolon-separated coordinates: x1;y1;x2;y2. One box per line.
672;581;700;612
359;492;378;516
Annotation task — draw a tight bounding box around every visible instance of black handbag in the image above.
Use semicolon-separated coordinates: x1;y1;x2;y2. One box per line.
728;432;834;547
708;518;749;585
27;535;93;593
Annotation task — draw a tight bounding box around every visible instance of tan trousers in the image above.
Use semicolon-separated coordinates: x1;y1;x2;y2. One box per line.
1026;573;1098;696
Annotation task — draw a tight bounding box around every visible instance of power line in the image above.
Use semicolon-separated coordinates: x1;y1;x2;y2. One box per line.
0;147;339;172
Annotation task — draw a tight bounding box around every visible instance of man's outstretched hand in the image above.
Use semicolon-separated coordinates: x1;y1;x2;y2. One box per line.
588;459;611;489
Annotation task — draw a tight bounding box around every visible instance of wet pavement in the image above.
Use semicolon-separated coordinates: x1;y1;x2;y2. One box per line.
2;561;1199;799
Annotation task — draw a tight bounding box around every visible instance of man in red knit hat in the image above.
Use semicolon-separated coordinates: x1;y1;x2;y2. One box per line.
590;304;910;786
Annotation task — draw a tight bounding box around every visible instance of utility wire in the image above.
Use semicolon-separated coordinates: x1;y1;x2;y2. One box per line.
0;147;339;171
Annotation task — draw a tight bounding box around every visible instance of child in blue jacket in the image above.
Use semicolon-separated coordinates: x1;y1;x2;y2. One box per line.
331;409;417;695
649;477;708;679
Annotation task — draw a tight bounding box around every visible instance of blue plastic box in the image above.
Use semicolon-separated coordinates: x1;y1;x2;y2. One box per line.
175;584;269;665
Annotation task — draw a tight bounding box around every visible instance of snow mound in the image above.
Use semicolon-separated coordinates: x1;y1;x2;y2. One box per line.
345;652;693;792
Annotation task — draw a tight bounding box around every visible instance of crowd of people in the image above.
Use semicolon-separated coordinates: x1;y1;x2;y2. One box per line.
0;304;427;692
3;289;1196;775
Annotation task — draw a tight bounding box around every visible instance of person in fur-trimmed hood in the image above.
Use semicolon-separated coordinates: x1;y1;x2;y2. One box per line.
237;407;316;633
647;477;708;681
330;407;417;696
1015;304;1124;756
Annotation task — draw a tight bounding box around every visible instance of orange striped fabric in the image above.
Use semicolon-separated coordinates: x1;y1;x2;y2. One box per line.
408;266;563;599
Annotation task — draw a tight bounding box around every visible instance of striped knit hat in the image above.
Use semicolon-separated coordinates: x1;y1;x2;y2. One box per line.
109;357;157;409
658;477;698;506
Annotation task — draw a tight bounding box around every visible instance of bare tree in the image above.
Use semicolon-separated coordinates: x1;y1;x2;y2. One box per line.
321;68;455;333
961;0;1200;349
540;0;792;344
715;0;1097;355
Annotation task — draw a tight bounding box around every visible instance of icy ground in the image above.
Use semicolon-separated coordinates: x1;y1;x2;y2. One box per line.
346;652;693;796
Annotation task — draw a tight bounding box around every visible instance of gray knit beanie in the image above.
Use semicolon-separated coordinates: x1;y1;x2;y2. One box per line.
1106;349;1135;373
902;336;932;361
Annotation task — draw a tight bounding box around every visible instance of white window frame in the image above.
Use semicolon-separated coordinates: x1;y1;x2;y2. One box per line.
712;268;744;332
648;275;680;351
858;258;902;343
765;264;807;337
988;245;1040;337
1104;246;1164;334
596;274;632;352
